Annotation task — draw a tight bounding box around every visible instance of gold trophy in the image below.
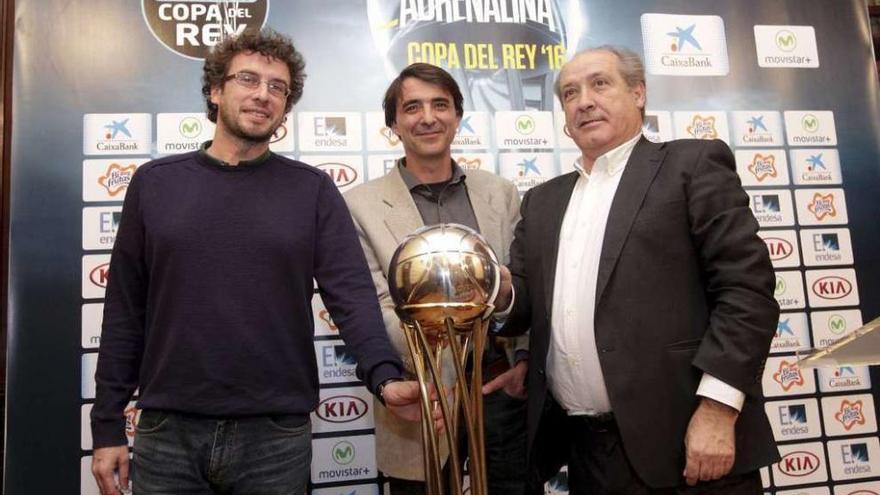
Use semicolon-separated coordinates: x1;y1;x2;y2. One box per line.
388;223;500;495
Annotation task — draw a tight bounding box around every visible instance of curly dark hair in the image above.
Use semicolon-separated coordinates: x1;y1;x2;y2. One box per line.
201;28;306;123
382;63;464;128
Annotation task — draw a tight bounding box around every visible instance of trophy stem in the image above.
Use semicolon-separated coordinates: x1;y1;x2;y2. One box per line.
403;323;446;494
471;318;489;495
444;318;486;495
413;322;463;495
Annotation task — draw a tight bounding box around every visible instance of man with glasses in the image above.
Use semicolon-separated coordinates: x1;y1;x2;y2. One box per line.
90;29;425;495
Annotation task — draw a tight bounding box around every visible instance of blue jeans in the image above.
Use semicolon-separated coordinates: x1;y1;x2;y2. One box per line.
132;410;311;495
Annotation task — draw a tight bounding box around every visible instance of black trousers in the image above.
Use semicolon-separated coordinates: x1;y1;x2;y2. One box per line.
565;414;763;495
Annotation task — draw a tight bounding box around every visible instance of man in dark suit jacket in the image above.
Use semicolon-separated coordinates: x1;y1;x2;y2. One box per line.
494;45;780;494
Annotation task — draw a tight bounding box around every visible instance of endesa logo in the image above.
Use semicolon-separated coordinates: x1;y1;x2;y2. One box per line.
316;162;358;188
90;263;111;288
316;395;368;423
812;276;852;300
778;450;821;476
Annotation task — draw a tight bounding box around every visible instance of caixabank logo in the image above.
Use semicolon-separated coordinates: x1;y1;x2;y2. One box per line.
142;0;269;60
641;13;729;76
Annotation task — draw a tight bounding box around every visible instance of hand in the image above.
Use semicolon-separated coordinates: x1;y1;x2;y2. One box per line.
482;360;528;399
494;265;513;312
92;445;130;495
382;380;446;433
683;398;738;486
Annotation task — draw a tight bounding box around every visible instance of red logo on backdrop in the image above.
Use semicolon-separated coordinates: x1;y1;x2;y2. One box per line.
319;309;338;332
812;276;852;300
763;237;793;261
124;406;141;439
90;263;111;288
317;162;358;188
316;395;368;423
271;122;288;143
772;360;805;391
99;163;137;197
777;451;820;476
835;400;866;431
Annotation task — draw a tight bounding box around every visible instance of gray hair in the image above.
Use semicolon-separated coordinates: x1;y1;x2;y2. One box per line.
554;45;646;117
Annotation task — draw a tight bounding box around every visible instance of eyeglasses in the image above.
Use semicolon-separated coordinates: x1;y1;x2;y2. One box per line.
223;72;291;99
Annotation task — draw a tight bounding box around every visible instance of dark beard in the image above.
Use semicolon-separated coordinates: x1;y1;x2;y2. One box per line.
218;106;280;144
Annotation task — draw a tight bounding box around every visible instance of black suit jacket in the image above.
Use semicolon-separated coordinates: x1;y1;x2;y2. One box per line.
500;137;780;488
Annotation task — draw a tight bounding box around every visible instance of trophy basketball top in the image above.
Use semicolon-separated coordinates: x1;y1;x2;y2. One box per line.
388;223;501;334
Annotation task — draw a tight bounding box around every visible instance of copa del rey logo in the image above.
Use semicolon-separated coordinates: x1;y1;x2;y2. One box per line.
316;395;368;423
778;450;821;476
835;400;866;431
773;360;804;391
812;276;852;300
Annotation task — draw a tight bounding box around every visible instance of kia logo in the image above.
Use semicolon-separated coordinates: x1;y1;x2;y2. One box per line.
763;237;793;260
317;162;358;187
90;263;110;288
316;395;368;423
812;276;852;300
778;451;820;476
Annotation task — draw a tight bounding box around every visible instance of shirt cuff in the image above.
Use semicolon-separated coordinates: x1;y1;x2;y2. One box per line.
696;373;745;412
493;287;515;320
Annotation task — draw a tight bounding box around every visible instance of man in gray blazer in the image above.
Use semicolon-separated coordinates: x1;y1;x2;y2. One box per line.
495;46;780;494
344;63;532;495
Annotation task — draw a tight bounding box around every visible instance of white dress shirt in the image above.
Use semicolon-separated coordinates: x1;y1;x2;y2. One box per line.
547;132;745;416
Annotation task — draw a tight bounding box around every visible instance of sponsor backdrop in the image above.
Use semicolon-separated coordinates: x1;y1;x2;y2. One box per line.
5;0;880;494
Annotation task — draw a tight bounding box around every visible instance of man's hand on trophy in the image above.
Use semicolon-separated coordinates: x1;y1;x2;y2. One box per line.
494;265;513;312
383;380;447;433
481;359;528;399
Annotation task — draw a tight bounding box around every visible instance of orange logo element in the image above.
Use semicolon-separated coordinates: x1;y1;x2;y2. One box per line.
686;115;718;139
456;157;482;170
772;360;805;391
807;192;836;221
748;154;778;181
835;399;866;431
98;163;137;197
380;127;401;146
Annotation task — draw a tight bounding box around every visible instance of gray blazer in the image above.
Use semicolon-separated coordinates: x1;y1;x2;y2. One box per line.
344;164;523;480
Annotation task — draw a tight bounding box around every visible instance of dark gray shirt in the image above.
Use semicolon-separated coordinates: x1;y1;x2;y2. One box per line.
397;159;479;232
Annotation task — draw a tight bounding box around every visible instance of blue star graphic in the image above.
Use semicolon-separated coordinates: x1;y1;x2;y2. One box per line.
777;318;793;336
839;366;855;375
458;116;474;135
747;115;767;132
668;24;702;52
104;119;132;139
519;157;540;176
806;153;825;170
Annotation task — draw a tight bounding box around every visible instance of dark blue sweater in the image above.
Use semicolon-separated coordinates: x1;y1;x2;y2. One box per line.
91;149;402;448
